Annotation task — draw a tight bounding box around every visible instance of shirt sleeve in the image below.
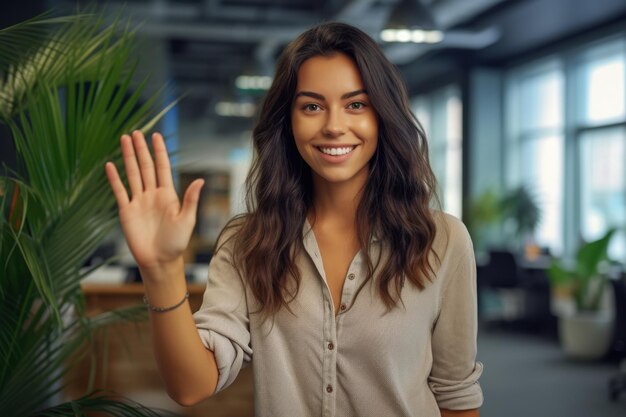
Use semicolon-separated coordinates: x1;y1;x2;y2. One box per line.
428;218;484;410
193;233;253;393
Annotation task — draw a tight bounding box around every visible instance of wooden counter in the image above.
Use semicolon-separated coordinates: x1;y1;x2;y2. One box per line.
64;282;254;417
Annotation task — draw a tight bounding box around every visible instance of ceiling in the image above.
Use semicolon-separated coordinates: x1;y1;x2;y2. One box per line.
22;0;626;133
46;0;514;133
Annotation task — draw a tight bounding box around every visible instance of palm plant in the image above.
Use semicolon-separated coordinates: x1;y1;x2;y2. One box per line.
500;185;541;243
466;188;503;252
0;11;175;416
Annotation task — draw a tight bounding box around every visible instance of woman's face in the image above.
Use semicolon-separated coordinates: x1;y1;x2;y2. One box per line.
291;53;378;192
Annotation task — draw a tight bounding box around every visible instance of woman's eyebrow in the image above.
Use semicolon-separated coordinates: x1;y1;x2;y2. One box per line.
341;89;367;99
294;89;368;101
294;91;325;101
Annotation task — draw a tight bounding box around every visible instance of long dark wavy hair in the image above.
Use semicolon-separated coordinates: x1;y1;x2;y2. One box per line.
221;22;441;317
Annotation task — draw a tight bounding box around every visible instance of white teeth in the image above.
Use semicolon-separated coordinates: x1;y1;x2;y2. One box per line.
319;146;355;156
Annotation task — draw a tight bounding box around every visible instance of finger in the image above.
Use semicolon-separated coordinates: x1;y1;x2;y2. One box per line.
105;162;130;208
120;134;144;197
180;179;205;223
132;130;157;190
152;132;174;189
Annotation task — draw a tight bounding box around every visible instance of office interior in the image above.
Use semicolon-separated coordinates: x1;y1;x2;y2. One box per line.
1;0;626;416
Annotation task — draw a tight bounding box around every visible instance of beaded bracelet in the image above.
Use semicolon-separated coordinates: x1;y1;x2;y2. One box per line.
143;291;189;313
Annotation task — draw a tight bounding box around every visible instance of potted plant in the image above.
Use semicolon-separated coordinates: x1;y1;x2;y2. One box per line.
466;185;541;259
466;188;504;255
0;11;173;415
500;185;541;257
547;228;617;360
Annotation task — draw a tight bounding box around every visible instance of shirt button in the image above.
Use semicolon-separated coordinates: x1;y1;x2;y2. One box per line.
326;384;333;393
347;273;356;280
340;303;347;311
328;342;334;350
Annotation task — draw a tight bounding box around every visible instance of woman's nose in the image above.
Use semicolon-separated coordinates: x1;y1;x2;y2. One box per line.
321;108;346;138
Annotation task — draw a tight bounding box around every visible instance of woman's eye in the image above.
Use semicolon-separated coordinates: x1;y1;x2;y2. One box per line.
303;104;321;112
348;102;366;110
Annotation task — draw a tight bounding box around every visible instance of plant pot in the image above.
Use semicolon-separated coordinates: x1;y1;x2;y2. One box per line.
558;312;614;360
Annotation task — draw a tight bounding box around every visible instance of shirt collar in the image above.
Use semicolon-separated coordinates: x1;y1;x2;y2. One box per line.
302;218;381;243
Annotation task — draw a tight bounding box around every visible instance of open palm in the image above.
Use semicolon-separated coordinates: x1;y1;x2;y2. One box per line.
105;131;204;270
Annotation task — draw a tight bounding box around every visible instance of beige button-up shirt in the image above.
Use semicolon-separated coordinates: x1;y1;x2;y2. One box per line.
193;212;483;416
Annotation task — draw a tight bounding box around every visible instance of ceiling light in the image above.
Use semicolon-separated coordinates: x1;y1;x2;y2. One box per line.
215;101;256;117
380;28;444;44
424;30;444;44
411;30;426;43
235;75;272;91
396;29;413;43
380;0;444;44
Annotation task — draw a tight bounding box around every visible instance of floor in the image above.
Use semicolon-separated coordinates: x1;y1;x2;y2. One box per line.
477;325;626;417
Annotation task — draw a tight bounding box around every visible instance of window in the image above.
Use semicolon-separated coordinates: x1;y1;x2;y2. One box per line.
504;35;626;260
578;127;626;259
574;38;626;260
581;52;625;124
412;86;463;218
505;61;564;254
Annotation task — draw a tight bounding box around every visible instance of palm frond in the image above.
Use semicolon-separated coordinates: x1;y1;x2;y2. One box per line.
0;9;175;416
0;12;83;65
0;11;137;121
39;391;177;417
6;40;163;308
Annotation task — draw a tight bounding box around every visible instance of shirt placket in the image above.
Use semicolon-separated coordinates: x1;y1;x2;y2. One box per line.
320;255;363;417
336;253;362;322
302;224;368;417
321;278;336;417
302;230;337;417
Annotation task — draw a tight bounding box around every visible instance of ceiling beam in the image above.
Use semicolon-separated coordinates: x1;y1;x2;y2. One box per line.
381;0;508;64
202;0;321;23
136;21;305;43
384;26;500;64
430;0;511;29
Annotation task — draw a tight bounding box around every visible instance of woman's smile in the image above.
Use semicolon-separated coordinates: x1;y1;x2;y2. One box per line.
317;145;356;156
314;144;359;163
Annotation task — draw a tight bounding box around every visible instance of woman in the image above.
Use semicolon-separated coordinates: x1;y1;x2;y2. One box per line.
105;22;483;417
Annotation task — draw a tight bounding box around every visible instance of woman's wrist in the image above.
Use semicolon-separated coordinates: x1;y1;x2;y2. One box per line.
138;256;186;282
139;257;188;300
144;291;190;313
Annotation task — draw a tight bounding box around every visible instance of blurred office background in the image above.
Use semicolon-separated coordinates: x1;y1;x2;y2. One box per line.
1;0;626;416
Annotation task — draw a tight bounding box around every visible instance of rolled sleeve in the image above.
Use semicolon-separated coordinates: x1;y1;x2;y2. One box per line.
428;220;484;410
193;234;252;393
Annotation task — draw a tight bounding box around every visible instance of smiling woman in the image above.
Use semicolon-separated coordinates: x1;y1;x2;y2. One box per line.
291;53;378;196
106;22;483;417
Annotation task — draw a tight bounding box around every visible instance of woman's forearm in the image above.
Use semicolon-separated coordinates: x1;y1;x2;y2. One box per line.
142;258;219;406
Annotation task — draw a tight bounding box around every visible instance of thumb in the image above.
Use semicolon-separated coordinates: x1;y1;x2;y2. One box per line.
180;178;205;222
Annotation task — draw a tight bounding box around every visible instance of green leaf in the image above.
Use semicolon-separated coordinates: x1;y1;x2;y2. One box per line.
575;228;616;278
547;228;618;312
546;260;574;286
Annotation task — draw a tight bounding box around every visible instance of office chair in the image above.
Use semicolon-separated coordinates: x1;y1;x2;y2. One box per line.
481;250;521;288
477;249;526;321
478;249;552;329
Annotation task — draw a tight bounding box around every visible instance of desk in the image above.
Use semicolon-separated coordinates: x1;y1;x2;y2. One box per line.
477;251;556;334
517;254;552;271
64;283;254;417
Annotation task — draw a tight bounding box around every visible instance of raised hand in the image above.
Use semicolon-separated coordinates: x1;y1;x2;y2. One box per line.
105;131;204;274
